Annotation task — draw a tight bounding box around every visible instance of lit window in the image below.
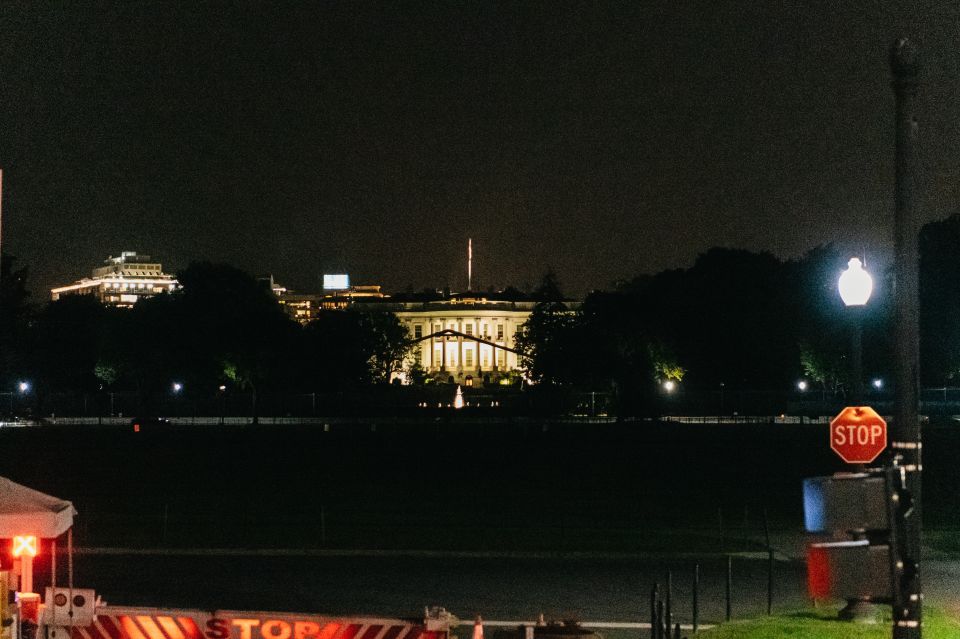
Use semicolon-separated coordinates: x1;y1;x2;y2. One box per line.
496;349;505;368
465;350;473;367
497;324;504;340
414;325;423;339
465;324;473;336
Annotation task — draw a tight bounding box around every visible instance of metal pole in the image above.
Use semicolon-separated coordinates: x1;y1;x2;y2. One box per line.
891;37;923;639
693;564;699;633
650;584;658;639
665;571;672;636
764;507;773;615
656;599;664;639
725;556;732;622
851;310;864;404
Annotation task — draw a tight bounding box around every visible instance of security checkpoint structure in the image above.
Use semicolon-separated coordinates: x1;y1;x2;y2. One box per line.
0;476;457;639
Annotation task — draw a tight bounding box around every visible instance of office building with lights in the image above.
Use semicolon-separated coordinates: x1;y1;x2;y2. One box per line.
50;251;179;307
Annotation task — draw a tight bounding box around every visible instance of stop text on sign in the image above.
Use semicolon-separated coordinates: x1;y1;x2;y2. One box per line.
829;406;888;464
833;423;884;446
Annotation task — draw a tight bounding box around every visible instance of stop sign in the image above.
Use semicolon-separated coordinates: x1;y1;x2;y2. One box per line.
830;406;887;464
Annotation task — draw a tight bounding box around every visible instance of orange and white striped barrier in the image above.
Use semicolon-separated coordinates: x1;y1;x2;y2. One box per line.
68;608;447;639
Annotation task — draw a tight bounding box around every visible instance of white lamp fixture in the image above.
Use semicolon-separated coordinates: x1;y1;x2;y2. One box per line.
838;257;873;306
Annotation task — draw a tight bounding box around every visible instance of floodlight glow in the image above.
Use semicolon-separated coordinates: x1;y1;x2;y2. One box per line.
663;380;676;392
12;535;37;558
797;380;808;391
172;382;183;393
873;378;883;389
838;258;873;306
323;274;350;290
17;381;29;393
218;385;226;391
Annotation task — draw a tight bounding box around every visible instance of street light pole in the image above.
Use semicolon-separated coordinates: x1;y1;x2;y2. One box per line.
838;257;872;404
891;37;922;639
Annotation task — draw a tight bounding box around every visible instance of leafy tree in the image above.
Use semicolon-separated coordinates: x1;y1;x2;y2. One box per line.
530;269;565;302
515;300;578;385
301;311;372;388
29;296;107;393
799;340;846;396
355;310;412;383
94;361;118;388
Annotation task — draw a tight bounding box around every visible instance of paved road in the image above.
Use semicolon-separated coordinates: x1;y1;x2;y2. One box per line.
49;553;809;623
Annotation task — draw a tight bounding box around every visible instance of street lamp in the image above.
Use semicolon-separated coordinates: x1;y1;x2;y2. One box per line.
662;380;676;393
839;258;873;403
837;257;876;623
838;258;873;307
797;380;808;392
217;385;227;425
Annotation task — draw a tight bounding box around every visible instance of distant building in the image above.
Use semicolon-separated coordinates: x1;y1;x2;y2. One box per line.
260;275;322;324
355;292;552;385
320;285;387;310
50;251;178;307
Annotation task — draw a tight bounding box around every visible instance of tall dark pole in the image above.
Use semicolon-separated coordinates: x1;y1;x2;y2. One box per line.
851;308;864;404
891;37;922;639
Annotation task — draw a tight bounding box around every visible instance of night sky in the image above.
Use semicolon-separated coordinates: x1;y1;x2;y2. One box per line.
1;2;958;298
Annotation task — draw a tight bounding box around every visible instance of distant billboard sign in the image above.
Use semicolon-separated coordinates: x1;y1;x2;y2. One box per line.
323;274;349;290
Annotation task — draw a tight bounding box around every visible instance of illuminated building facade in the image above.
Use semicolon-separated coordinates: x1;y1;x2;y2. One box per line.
50;252;178;307
262;275;386;323
320;285;387;310
357;293;538;385
260;275;321;324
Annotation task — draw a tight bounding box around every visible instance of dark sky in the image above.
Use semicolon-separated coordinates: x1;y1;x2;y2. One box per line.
1;2;958;298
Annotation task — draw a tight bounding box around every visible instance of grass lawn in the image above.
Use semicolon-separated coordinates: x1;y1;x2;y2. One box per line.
690;606;960;638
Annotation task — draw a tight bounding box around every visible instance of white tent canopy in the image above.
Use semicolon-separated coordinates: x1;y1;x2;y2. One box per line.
0;477;76;538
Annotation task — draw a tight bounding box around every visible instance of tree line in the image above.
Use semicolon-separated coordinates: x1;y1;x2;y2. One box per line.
517;213;960;413
0;261;411;416
2;214;960;416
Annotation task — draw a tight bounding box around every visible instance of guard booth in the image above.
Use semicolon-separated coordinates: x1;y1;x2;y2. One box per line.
0;477;79;639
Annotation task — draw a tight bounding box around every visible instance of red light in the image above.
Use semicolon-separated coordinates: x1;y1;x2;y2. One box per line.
807;545;831;599
134;423;140;433
12;535;37;558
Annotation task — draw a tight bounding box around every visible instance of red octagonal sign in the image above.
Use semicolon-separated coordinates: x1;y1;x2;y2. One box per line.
830;406;887;464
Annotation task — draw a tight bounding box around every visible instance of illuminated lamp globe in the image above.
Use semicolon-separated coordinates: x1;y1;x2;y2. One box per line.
838;258;873;306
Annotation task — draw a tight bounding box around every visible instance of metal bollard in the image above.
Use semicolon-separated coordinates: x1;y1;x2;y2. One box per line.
666;571;672;637
650;584;659;639
725;556;732;621
693;563;699;633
